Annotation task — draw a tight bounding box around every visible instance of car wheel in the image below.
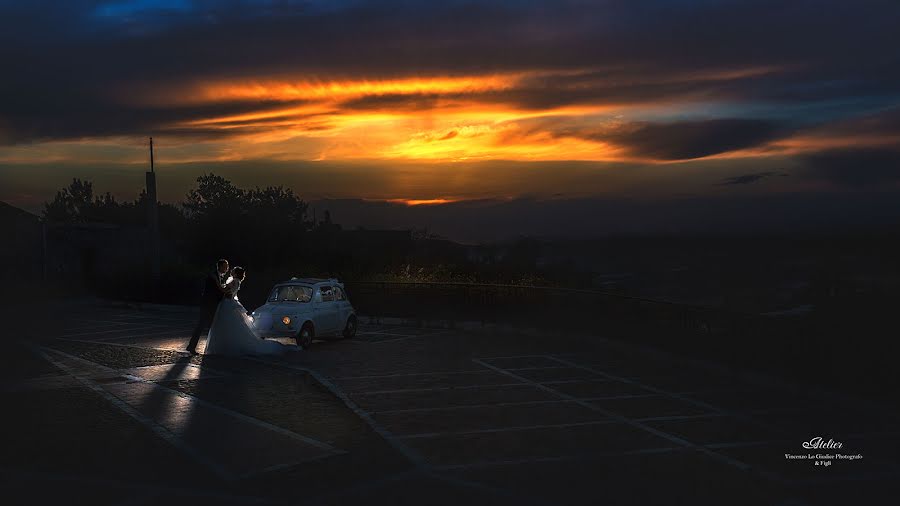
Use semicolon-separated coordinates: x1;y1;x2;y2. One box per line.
296;324;314;349
343;315;358;339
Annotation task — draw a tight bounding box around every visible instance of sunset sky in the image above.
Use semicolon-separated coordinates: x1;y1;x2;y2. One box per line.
1;0;899;239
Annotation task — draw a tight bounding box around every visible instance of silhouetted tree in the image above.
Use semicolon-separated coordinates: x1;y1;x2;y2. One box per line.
42;178;96;223
181;174;314;267
43;178;187;233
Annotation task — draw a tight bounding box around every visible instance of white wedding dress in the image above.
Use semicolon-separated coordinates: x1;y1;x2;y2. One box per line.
205;278;298;356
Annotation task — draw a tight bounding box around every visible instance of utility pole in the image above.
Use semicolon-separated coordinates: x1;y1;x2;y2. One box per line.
146;137;161;285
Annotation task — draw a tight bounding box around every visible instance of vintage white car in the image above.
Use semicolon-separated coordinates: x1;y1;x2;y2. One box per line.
251;278;357;348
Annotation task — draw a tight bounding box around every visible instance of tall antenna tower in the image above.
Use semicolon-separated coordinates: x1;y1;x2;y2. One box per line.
146;137;161;283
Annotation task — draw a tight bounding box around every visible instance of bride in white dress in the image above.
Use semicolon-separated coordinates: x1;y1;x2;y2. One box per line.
205;267;298;356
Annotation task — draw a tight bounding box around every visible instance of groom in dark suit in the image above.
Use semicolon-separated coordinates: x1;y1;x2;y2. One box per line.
187;258;230;355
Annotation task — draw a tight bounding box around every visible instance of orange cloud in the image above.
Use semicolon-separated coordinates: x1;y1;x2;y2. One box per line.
193;74;522;103
26;66;806;166
386;198;462;206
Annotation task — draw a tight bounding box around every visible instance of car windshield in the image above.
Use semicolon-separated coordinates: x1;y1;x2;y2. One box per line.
269;285;313;302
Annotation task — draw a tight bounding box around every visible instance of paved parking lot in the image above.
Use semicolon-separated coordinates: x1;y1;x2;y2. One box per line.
4;303;900;505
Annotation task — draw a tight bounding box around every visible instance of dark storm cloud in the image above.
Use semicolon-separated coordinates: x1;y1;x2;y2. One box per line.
604;119;786;160
802;148;900;187
500;117;787;161
0;94;312;144
1;0;899;144
808;106;900;138
717;171;788;185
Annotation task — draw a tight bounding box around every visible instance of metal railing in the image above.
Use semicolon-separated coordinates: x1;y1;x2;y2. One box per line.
343;280;761;337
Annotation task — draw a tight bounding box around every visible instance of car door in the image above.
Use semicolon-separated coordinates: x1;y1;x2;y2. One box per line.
314;285;339;334
333;286;352;325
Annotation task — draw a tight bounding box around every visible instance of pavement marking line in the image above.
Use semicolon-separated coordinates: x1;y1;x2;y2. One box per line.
394;412;745;440
331;369;495;380
71;316;194;328
328;364;616;380
473;358;754;472
542;378;610;385
118;372;341;453
55;326;170;338
30;345;234;480
634;412;731;422
345;382;547;396
474;354;547;360
124;362;235;382
422;469;555;506
362;330;455;344
58;321;140;332
55;337;186;353
345;377;612;396
360;325;446;334
244;357;429;468
371;395;657;414
93;313;197;323
111;492;161;506
56;325;193;339
366;334;436;345
506;365;582;372
42;347;341;455
356;331;417;337
0;468;284;506
72;318;154;325
87;328;195;341
546;355;788;434
303;469;424;506
395;419;618;439
374;398;578;414
38;345;346;479
431;436;805;472
431;446;686;471
237;453;350;480
244;360;561;505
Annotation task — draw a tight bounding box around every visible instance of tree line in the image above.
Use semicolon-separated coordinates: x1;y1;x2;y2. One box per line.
42;173;342;274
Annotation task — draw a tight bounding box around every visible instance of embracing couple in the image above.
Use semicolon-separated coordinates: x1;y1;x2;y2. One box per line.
187;258;298;356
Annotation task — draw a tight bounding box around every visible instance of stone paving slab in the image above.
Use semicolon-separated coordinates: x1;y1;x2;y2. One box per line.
10;304;900;505
350;384;559;412
335;370;517;392
1;386;208;485
445;449;784;506
407;421;674;466
45;350;342;481
749;408;900;438
373;402;609;436
645;417;781;445
622;372;752;391
510;366;607;383
539;378;651;398
482;356;568;369
586;394;714;418
123;363;227;383
316;471;525;506
1;374;80;392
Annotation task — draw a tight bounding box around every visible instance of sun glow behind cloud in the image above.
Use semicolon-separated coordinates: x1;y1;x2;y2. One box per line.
138;71;662;163
2;0;899;217
185;74;522;103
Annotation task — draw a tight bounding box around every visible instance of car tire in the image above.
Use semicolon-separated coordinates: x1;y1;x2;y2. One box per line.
343;315;358;339
296;324;314;349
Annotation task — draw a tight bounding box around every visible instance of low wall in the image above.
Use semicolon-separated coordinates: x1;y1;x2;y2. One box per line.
343;281;893;403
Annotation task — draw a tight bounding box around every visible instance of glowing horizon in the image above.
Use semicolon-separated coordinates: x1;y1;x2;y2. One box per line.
2;0;898;215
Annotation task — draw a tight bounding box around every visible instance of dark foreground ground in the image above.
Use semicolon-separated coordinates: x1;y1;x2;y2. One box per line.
1;300;898;505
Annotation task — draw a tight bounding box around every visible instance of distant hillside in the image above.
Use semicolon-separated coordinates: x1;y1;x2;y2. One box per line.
0;200;40;226
0;201;42;282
